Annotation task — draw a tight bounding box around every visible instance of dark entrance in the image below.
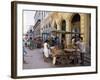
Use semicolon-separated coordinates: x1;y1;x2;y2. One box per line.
61;20;66;39
71;14;80;34
61;20;66;49
71;14;81;42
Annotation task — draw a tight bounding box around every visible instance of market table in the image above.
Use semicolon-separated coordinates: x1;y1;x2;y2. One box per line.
51;48;81;65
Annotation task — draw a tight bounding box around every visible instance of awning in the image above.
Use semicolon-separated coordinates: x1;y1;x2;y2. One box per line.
51;30;83;35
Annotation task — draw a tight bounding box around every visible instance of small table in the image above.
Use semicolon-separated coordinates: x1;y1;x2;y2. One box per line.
64;48;80;64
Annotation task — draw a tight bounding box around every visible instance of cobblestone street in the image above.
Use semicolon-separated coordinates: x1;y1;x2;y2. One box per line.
23;47;55;69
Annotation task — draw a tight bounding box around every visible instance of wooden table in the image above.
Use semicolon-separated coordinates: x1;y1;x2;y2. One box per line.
64;48;80;53
51;48;80;65
64;48;81;64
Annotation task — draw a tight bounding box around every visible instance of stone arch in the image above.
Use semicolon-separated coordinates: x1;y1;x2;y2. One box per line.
61;19;66;31
70;13;81;39
54;21;57;30
61;19;66;39
65;13;81;47
69;13;81;22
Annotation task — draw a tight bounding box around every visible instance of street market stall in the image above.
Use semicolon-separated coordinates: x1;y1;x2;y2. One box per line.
49;30;83;66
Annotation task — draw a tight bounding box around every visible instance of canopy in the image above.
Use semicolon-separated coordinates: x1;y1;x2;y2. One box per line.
51;30;83;35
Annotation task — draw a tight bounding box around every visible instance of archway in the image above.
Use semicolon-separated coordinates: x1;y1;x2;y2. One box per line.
71;14;80;42
61;20;66;39
54;22;57;30
61;19;66;49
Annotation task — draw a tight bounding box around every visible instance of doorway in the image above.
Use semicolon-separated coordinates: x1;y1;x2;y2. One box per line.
71;14;80;42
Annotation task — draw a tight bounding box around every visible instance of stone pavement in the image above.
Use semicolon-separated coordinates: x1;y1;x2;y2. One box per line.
23;48;55;69
23;47;91;69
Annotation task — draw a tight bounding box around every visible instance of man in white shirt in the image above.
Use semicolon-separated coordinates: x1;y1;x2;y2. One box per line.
76;37;86;65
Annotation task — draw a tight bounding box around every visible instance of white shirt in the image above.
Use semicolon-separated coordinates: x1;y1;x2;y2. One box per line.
76;41;86;53
43;42;50;57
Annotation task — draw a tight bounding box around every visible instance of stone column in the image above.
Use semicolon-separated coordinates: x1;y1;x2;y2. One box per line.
80;14;85;43
80;14;89;45
57;21;62;44
65;19;71;48
85;14;90;45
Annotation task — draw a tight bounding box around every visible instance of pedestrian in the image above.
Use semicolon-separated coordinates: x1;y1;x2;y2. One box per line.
29;37;33;49
55;36;60;46
23;40;28;64
43;40;51;62
76;37;86;65
61;38;65;49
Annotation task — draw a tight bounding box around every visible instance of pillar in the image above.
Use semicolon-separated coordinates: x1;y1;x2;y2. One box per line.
80;14;90;45
65;19;71;48
57;21;62;44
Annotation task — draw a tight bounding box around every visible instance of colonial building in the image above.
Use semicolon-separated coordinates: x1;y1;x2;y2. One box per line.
34;11;42;38
33;11;52;47
41;12;91;49
34;11;52;41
